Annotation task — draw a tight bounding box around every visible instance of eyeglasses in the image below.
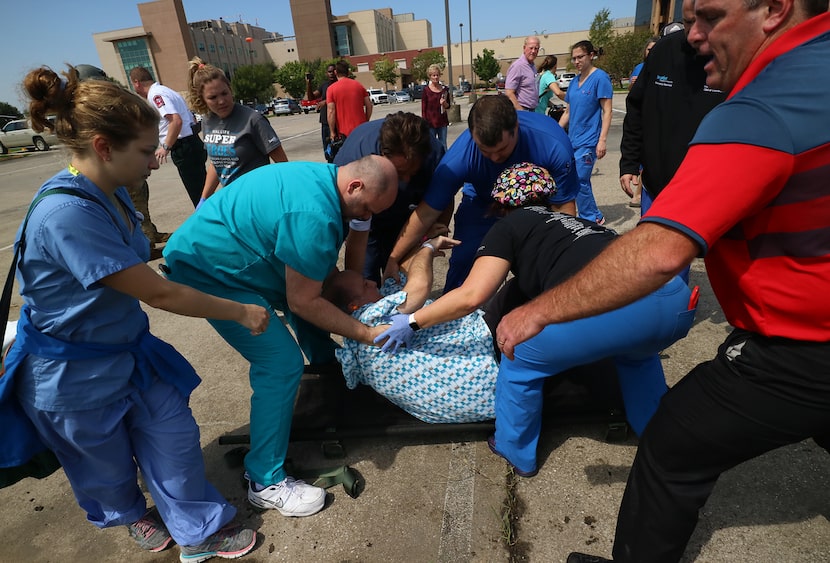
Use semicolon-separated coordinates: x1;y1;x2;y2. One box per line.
571;53;589;62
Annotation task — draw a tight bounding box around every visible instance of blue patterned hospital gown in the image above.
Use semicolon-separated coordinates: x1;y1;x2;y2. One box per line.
336;278;497;423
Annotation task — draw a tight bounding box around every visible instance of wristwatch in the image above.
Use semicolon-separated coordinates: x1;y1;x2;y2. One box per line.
408;313;421;331
161;142;170;151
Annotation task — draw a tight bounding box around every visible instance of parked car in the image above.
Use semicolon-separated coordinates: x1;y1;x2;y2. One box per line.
407;84;425;100
389;91;411;103
451;87;465;98
0;118;58;154
272;98;302;116
254;104;269;116
367;89;389;105
557;72;576;90
300;98;320;114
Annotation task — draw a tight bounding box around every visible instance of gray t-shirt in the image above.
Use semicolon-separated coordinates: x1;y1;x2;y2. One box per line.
202;104;282;187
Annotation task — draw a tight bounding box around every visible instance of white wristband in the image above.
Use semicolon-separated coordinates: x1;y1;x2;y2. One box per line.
422;241;435;253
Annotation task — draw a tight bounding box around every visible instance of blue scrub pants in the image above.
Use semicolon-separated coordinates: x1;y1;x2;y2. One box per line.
494;276;694;474
22;379;235;546
574;146;603;223
445;195;500;293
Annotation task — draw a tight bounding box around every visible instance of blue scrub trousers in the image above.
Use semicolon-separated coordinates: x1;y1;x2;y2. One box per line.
494;276;695;474
22;379;235;546
445;194;500;293
574;146;603;223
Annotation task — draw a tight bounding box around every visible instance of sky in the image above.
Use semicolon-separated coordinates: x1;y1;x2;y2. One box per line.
1;0;629;110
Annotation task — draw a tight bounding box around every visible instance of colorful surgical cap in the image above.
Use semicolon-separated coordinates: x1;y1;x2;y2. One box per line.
491;162;556;207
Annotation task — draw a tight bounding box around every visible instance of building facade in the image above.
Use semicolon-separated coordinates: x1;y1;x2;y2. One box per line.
91;0;672;97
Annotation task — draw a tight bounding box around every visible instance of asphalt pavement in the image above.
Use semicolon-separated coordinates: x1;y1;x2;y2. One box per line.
0;94;828;563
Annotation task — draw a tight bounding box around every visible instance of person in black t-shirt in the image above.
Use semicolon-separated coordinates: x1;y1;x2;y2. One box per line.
374;163;695;477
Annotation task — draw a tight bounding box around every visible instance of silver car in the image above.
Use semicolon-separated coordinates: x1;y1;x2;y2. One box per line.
0;118;59;153
390;91;411;103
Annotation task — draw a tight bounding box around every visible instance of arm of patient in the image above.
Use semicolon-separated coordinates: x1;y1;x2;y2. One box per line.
396;234;460;314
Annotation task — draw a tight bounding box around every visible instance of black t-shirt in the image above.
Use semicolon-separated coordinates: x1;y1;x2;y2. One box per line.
318;79;336;125
477;207;617;298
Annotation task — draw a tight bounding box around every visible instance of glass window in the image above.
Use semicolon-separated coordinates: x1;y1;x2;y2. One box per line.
209;44;216;53
116;38;154;87
198;42;205;52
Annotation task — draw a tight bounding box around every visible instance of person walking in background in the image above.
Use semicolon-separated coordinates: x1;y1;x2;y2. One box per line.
504;36;541;111
628;36;659;89
130;66;207;208
162;156;398;518
421;64;450;150
535;55;565;115
186;58;288;209
4;64;269;561
306;64;338;159
326;60;372;153
559;40;613;224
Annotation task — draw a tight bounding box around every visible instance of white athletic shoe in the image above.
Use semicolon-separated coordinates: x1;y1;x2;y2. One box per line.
245;472;325;517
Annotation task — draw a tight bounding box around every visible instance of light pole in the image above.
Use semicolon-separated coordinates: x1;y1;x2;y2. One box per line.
468;0;475;89
459;22;464;87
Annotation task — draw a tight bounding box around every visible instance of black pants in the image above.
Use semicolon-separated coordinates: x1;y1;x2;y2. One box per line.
613;329;830;562
170;135;207;207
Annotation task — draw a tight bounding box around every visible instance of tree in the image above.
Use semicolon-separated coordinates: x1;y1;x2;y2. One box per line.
373;58;399;91
597;29;655;88
274;60;316;99
472;49;501;88
411;51;446;84
0;102;23;119
232;63;278;103
589;8;614;54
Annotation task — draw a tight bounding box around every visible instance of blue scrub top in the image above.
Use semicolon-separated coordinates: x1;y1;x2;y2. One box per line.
13;169;152;410
422;111;578;210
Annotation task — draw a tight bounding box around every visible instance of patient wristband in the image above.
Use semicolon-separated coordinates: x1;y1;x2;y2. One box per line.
421;241;436;254
408;313;422;331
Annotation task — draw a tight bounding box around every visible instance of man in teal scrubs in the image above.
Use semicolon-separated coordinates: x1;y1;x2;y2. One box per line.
163;155;397;516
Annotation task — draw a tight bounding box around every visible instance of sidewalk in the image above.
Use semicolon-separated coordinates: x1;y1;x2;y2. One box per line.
1;94;827;563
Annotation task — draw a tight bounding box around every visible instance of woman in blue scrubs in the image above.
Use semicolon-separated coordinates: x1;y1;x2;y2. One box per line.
4;65;268;560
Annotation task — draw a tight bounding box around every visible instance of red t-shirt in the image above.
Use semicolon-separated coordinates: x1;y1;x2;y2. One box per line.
326;77;368;137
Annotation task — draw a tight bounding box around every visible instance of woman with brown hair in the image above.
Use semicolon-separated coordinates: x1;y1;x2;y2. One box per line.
187;57;288;208
4;64;268;561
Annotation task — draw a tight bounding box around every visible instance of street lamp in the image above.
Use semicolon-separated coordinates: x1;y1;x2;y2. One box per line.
459;22;464;87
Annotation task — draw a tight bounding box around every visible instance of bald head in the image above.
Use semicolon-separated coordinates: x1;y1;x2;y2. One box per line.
337;155;398;220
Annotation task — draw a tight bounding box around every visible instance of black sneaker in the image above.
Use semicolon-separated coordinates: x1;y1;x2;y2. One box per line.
487;435;538;478
127;506;172;552
179;523;256;562
566;552;613;563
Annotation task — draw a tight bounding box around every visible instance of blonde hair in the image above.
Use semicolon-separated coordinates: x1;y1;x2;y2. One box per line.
427;64;442;76
187;57;232;115
22;65;158;155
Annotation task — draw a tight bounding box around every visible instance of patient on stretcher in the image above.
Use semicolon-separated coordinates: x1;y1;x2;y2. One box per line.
322;236;497;423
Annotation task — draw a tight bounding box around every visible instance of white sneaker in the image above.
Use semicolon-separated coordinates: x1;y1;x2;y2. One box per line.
245;473;325;517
